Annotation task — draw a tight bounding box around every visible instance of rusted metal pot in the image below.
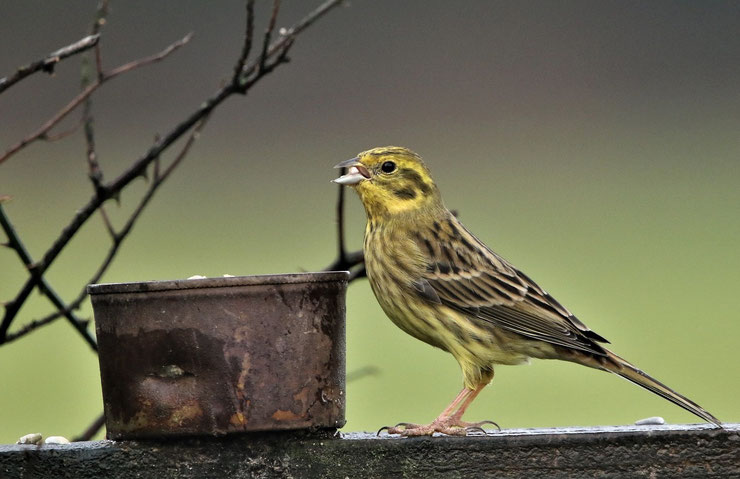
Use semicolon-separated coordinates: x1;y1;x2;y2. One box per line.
88;272;348;440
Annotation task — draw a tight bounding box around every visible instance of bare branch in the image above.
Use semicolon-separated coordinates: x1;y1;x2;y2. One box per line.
260;0;282;72
0;82;96;164
43;115;85;142
232;0;256;81
281;0;344;40
3;312;62;344
0;33;192;166
322;179;366;282
82;1;112;212
237;0;344;89
114;115;212;251
0;34;100;95
105;33;193;78
158;117;211;180
0;0;346;345
72;413;106;442
90;1;110;47
323;247;364;277
336;180;347;262
2;117;211;345
98;208;116;239
0;205;33;269
349;265;367;282
0;205;97;350
88;0;109;81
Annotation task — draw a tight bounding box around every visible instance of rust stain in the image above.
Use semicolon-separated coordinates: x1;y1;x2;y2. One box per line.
122;410;154;431
293;387;310;406
236;353;251;393
271;409;303;421
233;353;251;427
229;411;247;426
169;401;203;426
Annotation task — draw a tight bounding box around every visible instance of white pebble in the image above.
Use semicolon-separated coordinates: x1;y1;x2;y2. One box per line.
16;433;42;445
635;416;666;426
44;436;71;444
187;275;206;280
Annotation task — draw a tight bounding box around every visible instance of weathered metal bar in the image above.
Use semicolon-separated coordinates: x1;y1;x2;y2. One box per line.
1;424;737;478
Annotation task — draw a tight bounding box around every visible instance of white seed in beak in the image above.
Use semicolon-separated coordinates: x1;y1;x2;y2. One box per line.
333;166;368;185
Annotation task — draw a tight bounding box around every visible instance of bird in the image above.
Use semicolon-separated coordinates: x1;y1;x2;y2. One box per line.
333;146;721;436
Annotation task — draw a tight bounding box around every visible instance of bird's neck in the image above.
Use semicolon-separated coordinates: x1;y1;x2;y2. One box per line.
363;199;449;239
358;187;444;221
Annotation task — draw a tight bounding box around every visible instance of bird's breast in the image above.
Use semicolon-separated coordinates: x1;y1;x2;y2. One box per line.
363;222;447;348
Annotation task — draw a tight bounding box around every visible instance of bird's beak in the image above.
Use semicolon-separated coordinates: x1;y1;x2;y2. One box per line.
332;157;371;185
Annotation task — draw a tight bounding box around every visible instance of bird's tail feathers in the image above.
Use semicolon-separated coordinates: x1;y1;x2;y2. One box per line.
580;349;721;427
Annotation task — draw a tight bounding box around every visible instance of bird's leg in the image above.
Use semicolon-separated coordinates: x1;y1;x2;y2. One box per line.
446;384;483;421
382;384;497;436
445;383;500;433
437;386;472;418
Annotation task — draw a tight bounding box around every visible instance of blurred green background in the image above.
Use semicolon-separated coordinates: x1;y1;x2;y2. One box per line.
1;1;738;443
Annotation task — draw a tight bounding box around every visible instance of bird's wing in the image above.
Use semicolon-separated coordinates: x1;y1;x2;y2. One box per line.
413;216;609;356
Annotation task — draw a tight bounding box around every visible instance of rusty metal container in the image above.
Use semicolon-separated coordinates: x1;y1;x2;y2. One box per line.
88;272;348;439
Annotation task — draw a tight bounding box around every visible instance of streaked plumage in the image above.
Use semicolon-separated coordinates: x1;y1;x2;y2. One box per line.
334;146;720;436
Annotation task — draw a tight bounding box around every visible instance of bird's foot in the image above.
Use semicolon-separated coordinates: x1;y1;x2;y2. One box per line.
378;418;500;437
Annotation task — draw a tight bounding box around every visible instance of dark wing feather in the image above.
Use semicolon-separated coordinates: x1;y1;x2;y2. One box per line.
413;216;609;356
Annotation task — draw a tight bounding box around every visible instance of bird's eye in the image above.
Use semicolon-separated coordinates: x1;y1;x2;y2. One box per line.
381;161;396;173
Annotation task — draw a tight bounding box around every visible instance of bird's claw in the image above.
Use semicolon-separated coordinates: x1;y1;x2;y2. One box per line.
474;419;501;431
376;425;391;436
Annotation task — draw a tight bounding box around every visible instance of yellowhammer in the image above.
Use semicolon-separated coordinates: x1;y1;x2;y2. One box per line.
333;146;720;436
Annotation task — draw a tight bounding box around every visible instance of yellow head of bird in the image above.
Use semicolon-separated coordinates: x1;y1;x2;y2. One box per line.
333;146;441;218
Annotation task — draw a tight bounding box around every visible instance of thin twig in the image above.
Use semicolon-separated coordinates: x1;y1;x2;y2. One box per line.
106;33;193;78
44;115;85;141
349;265;366;281
337;179;347;262
114;116;212;250
82;73;102;190
0;205;97;350
322;180;366;281
0;34;100;95
260;0;282;72
3;313;60;344
0;33;192;166
237;0;343;89
72;412;106;442
82;0;111;222
86;0;109;82
233;0;256;82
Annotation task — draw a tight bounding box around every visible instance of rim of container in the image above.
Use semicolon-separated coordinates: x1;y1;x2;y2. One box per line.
87;271;350;295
